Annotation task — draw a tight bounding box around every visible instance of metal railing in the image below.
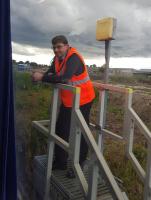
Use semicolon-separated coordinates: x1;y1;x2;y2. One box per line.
93;82;151;200
32;83;128;200
32;82;151;200
123;89;151;200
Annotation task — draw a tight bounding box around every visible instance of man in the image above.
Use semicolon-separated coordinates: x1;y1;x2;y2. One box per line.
32;35;95;178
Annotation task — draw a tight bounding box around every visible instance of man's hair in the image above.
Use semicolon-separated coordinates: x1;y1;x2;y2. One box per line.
52;35;68;45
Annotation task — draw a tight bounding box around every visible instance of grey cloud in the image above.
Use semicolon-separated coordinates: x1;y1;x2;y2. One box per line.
11;0;151;58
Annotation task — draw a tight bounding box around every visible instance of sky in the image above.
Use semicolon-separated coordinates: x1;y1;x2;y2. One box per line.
11;0;151;69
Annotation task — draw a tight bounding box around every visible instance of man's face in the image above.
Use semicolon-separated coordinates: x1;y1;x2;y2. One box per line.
52;43;69;58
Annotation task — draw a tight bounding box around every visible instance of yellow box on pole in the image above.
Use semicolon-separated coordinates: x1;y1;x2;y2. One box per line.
96;17;116;41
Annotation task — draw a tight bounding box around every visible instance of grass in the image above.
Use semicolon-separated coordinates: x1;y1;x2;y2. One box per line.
14;71;151;200
110;74;151;86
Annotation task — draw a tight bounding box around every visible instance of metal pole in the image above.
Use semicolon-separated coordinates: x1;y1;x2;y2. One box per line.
87;39;111;198
99;39;111;150
98;39;111;151
104;40;111;83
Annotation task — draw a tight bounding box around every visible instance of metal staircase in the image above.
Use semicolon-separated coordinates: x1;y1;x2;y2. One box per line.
32;82;151;200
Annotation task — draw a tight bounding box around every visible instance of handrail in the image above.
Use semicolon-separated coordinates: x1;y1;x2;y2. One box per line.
128;107;151;142
32;82;128;200
75;109;127;199
32;120;69;151
32;82;151;200
93;82;151;199
93;81;132;94
125;106;151;199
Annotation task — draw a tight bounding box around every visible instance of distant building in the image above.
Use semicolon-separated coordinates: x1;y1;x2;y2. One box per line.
133;69;151;77
109;68;134;76
18;63;31;72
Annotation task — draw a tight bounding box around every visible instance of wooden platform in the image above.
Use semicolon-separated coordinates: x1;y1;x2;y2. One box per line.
33;155;114;200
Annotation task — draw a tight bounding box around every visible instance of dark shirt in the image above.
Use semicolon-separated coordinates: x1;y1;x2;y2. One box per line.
42;53;84;83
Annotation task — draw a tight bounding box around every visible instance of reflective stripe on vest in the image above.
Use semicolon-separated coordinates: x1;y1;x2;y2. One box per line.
67;75;90;86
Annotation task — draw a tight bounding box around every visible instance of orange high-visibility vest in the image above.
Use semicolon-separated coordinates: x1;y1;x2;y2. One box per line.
54;47;95;107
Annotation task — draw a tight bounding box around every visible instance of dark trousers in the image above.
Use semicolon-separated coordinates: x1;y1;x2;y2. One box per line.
54;101;93;167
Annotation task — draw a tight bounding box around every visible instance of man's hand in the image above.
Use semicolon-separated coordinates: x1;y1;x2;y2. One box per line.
32;72;44;82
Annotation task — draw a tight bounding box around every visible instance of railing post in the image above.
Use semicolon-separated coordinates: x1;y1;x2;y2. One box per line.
87;155;99;200
144;143;151;200
123;90;133;150
68;87;80;164
44;86;59;200
87;89;108;200
97;89;108;151
68;87;88;196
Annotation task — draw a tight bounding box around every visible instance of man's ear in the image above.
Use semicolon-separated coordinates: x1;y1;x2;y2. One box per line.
64;44;69;51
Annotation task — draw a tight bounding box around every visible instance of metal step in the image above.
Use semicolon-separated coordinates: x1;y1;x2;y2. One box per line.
33;155;113;200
